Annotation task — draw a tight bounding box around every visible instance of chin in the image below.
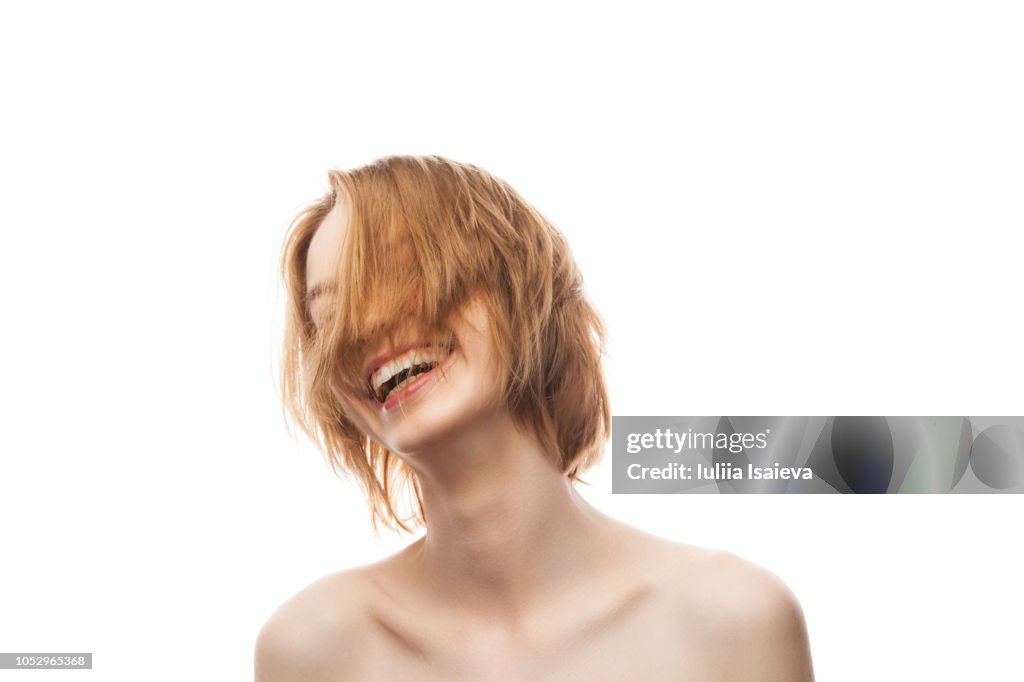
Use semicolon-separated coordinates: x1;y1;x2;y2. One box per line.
380;386;495;457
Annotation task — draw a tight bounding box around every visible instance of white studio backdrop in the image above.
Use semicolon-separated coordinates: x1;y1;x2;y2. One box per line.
1;1;1021;680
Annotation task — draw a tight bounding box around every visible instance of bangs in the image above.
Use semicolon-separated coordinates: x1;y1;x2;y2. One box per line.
313;174;475;400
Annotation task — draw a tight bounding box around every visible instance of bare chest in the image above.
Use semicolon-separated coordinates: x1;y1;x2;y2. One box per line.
336;597;724;682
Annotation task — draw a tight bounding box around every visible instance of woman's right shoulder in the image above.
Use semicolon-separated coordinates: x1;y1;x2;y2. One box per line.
253;566;377;681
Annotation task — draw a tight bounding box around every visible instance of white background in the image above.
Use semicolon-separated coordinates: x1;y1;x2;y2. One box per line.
1;1;1021;680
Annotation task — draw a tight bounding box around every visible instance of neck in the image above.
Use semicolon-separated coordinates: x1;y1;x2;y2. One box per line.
399;410;613;621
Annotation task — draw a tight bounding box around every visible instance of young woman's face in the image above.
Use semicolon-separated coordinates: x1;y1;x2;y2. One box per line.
305;199;504;459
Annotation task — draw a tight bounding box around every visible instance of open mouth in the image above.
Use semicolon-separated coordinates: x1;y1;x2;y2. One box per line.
366;343;455;405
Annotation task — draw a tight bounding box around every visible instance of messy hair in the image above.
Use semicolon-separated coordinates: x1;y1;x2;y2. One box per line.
279;155;610;532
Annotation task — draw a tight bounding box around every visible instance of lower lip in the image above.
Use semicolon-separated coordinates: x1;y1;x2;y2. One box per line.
379;349;456;412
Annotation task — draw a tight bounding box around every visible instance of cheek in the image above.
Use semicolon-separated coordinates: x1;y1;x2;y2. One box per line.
448;329;500;401
458;338;503;405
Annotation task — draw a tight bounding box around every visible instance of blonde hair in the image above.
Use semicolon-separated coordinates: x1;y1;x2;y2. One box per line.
280;155;610;532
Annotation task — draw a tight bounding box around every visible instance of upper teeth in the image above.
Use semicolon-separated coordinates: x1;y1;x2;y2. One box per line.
370;347;448;395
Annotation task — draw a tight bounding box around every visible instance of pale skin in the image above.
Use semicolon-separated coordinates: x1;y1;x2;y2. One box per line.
255;199;815;681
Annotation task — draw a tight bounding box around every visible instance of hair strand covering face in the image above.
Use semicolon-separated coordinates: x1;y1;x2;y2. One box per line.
279;155;610;533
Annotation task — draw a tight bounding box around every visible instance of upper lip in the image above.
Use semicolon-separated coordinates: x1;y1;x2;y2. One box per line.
363;341;452;386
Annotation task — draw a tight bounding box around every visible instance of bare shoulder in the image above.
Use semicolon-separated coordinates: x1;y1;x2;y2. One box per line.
254;566;374;682
659;543;815;681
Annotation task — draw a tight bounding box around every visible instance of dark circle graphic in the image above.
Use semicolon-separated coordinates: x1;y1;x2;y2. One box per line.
970;426;1024;489
831;416;894;493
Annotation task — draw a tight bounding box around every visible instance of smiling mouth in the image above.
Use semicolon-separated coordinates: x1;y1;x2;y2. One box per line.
366;343;455;405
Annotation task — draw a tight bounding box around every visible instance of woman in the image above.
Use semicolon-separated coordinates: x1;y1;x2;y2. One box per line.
255;156;814;681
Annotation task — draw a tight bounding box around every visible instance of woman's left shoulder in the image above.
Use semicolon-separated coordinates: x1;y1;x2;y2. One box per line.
652;541;815;679
664;544;801;617
622;532;815;675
